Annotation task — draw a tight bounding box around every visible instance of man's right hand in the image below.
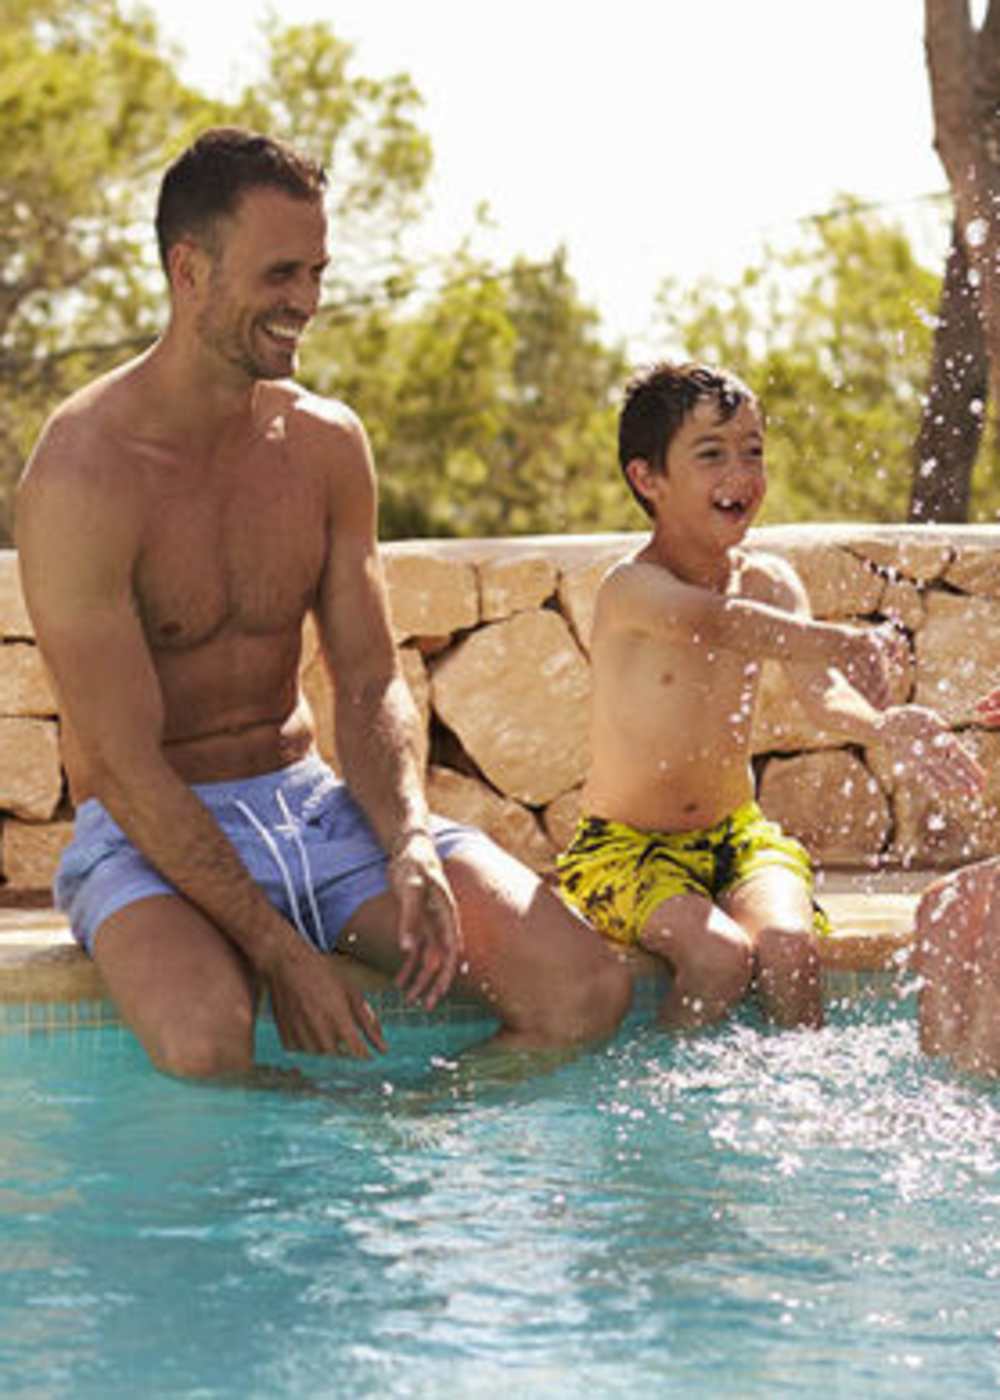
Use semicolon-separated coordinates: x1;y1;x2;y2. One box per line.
265;944;387;1058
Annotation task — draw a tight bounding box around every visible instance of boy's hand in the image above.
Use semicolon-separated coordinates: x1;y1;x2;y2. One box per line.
878;705;985;796
839;623;908;710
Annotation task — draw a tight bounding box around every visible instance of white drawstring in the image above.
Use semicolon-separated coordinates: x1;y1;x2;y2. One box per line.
234;797;311;942
275;790;324;942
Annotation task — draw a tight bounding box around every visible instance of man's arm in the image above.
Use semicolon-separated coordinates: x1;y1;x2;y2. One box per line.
308;404;461;1009
16;423;385;1057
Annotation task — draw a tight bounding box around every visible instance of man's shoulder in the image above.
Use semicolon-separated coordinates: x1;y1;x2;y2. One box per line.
273;383;372;473
276;382;364;441
22;370;132;494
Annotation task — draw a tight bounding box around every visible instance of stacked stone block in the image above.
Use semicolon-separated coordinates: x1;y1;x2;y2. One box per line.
2;524;1000;895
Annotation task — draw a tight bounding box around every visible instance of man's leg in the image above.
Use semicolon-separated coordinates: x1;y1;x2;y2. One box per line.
722;866;823;1028
638;893;753;1030
343;842;632;1051
93;896;258;1079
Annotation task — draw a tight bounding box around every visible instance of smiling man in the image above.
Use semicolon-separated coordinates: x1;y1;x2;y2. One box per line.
556;361;984;1032
15;127;631;1079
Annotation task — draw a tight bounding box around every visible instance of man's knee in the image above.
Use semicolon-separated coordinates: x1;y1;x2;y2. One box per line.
147;1005;255;1080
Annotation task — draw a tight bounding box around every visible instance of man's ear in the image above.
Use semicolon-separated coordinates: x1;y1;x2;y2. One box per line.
167;238;210;299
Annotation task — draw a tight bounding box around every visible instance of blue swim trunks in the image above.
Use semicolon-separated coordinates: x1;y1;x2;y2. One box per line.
55;754;489;956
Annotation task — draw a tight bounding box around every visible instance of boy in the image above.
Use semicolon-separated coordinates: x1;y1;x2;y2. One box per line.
557;361;983;1031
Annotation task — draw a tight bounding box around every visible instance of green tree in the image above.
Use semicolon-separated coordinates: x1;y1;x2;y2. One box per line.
0;0;215;535
651;199;1000;525
0;2;434;542
303;246;630;538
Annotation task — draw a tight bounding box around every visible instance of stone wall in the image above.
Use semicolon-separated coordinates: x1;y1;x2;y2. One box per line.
4;523;1000;894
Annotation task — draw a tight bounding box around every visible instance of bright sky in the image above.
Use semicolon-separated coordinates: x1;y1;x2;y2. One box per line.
148;0;950;356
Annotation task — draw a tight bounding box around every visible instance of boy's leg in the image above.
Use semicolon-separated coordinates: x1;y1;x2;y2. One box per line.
638;893;753;1030
343;842;632;1051
93;895;258;1079
721;866;823;1028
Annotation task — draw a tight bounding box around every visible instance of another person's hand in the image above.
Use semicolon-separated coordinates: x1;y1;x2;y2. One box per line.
388;830;463;1010
974;687;1000;726
878;704;985;796
266;943;387;1058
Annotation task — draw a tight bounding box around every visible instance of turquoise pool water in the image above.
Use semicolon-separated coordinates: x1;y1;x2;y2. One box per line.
2;987;1000;1398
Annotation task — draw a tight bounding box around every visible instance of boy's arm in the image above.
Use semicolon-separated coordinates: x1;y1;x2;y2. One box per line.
16;422;386;1058
763;557;984;796
309;403;461;1010
603;557;897;705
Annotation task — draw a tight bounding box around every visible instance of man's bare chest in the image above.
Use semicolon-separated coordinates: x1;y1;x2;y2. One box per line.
133;466;328;649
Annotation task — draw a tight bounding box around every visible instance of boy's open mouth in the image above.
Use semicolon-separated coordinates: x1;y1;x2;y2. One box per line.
712;494;752;518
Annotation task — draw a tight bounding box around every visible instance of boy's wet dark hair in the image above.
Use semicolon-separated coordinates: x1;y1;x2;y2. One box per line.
155;127;327;274
618;361;756;517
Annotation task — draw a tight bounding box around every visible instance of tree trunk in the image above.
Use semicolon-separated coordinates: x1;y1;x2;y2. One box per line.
909;220;987;521
916;0;1000;520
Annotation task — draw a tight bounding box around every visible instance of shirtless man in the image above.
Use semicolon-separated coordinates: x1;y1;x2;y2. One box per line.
15;127;631;1080
557;361;984;1031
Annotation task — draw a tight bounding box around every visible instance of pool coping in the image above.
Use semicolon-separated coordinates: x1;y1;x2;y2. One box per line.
0;869;929;1015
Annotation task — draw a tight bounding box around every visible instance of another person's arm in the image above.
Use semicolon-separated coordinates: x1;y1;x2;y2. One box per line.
308;403;462;1010
16;419;385;1057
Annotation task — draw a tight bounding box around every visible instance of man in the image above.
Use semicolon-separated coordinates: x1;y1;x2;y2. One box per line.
16;127;631;1079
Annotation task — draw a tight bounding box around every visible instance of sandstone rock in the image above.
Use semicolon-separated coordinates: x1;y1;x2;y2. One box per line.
543;786;584;851
758;750;891;865
0;645;57;716
945;544;1000;597
762;543;882;618
877;576;926;633
0;554;33;639
431;611;590;805
480;554;556;621
557;550;627;653
0;719;63;821
913;593;1000;724
426;765;555;871
850;536;952;583
382;553;478;643
3;819;73;889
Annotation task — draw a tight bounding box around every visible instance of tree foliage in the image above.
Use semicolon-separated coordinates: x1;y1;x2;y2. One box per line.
0;0;626;543
653;199;1000;525
5;3;989;544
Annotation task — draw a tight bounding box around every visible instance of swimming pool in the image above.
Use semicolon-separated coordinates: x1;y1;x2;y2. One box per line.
2;982;999;1399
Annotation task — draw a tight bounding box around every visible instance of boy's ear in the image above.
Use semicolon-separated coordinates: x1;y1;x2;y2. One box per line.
625;456;659;503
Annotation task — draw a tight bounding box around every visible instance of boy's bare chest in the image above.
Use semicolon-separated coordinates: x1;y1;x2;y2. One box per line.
133;459;328;649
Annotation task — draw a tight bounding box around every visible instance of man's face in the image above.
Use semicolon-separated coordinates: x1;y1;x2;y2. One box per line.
652;397;767;544
193;186;329;382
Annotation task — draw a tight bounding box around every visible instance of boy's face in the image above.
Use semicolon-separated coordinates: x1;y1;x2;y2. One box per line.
640;396;766;544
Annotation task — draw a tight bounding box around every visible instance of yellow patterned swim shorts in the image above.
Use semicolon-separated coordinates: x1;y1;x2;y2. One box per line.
556;800;831;947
